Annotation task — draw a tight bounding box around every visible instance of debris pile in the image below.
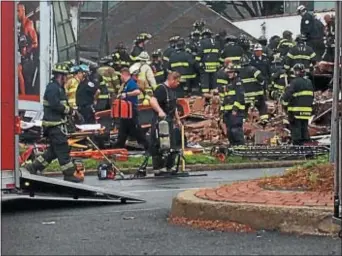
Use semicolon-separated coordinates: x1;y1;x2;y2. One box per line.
183;88;333;146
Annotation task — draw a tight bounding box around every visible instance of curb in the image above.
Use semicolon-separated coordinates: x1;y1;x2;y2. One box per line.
170;189;340;236
43;160;305;177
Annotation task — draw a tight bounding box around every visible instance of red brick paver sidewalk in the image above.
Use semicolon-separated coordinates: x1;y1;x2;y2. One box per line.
195;181;333;207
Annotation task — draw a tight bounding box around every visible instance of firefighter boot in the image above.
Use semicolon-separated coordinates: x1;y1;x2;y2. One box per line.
63;166;84;183
25;158;46;175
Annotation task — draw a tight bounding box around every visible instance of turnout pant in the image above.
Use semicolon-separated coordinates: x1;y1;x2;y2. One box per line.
150;117;178;170
78;105;96;124
200;72;216;93
245;95;268;121
289;115;310;145
35;126;74;173
113;110;149;151
307;38;325;61
224;112;245;146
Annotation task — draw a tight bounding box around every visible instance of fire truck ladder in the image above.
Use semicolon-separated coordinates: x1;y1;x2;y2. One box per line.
52;1;77;62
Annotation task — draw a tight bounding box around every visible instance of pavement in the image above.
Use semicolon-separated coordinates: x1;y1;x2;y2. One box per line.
2;168;341;255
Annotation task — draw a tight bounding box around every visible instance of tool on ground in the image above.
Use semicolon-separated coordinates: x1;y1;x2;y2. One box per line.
181;124;185;172
86;136;125;179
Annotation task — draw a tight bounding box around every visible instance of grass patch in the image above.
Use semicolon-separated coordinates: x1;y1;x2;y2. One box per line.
42;154;251;172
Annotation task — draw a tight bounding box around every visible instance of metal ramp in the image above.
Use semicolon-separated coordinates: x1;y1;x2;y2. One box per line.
15;168;145;203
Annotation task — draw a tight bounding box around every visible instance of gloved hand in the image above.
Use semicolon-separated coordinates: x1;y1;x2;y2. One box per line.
142;98;150;106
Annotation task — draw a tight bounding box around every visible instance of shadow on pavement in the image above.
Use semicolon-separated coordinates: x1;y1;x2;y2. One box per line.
1;198;124;214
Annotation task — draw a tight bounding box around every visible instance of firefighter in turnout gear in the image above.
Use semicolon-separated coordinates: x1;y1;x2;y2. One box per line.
129;51;157;105
130;33;152;62
277;30;296;57
97;57;120;98
239;55;269;124
238;34;252;59
281;63;314;145
223;62;245;145
186;30;201;62
94;71;110;111
168;38;198;98
214;58;231;113
64;65;85;109
163;36;180;67
198;28;221;97
270;65;295;100
25;63;84;183
151;49;166;84
258;36;273;58
111;42;131;71
220;35;244;68
284;34;317;73
297;5;325;60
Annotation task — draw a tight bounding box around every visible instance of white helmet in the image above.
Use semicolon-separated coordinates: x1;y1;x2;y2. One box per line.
297;5;306;14
136;51;150;62
253;43;263;51
129;65;140;76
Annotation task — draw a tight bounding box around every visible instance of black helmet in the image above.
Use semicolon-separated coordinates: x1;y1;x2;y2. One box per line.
282;30;293;40
176;38;186;50
240;55;250;67
201;28;212;37
295;34;307;43
193;19;206;30
169;35;180;43
52;63;70;75
258;35;267;46
293;63;305;76
225;34;237;43
152;49;162;57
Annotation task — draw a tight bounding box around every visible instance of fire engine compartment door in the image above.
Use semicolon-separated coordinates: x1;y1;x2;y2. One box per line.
18;168;145;203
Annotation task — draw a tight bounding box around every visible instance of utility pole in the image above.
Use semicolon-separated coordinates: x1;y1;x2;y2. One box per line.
99;1;109;58
332;1;342;226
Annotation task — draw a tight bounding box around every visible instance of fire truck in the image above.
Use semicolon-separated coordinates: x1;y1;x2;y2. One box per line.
0;1;143;203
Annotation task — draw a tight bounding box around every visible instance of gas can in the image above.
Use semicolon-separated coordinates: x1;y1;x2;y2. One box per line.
97;163;108;180
158;119;170;150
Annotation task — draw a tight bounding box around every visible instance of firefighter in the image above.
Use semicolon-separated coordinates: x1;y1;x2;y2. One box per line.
220;35;244;68
223;62;245;145
97;57;120;98
198;28;221;97
250;43;271;83
149;72;182;176
237;34;252;58
281;63;314;145
163;36;180;67
186;31;202;95
76;64;100;124
168;38;198;98
111;42;131;71
129;51;157;105
151;49;166;85
297;5;325;60
277;30;296;57
266;35;281;58
215;29;227;51
270;56;295;100
214;58;231;113
130;33;152;62
25;63;83;183
193;19;206;33
64;65;85;109
239;55;268;124
93;71;110;112
186;30;201;61
322;14;335;62
113;68;149;151
284;34;317;73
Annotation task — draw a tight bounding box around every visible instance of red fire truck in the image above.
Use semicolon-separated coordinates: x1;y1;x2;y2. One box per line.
0;1;143;203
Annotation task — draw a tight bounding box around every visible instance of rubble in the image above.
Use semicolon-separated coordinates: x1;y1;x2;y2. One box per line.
182;88;333;146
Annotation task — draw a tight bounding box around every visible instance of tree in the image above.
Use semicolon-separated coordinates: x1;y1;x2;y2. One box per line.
205;1;283;21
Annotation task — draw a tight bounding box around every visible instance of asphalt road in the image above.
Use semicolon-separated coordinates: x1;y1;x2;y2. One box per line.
2;168;341;255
